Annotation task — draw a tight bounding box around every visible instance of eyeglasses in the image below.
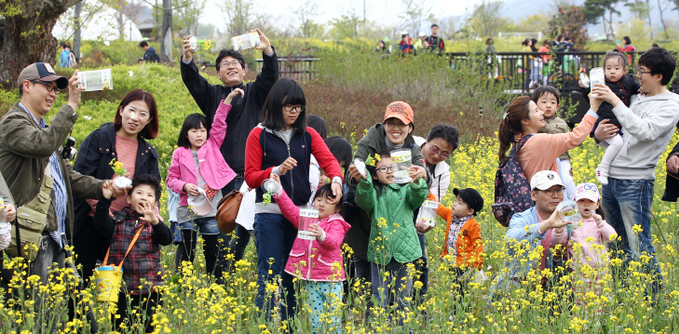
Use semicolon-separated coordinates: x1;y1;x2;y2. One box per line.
376;166;393;173
428;144;451;159
384;119;409;128
220;60;241;68
283;105;305;113
636;67;652;76
31;80;59;94
537;187;565;196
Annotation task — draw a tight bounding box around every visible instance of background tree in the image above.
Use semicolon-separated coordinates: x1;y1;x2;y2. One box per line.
329;10;364;39
625;0;653;39
402;0;431;36
549;5;589;49
221;0;255;37
470;0;508;38
582;0;621;39
0;0;79;88
292;0;325;38
174;0;207;36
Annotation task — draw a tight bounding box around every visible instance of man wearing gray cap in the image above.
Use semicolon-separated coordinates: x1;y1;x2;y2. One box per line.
0;63;121;332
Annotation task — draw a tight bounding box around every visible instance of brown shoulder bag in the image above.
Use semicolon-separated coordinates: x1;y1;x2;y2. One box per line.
216;190;243;233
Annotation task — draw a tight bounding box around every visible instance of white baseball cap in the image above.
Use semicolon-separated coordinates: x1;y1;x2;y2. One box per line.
575;183;600;202
530;170;564;190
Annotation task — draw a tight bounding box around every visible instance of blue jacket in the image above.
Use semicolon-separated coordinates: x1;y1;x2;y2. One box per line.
505;206;546;278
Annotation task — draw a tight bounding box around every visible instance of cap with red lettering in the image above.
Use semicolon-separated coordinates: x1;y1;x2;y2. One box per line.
17;62;68;89
383;101;414;125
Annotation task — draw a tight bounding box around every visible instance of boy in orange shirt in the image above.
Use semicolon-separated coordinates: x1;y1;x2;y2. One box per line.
423;188;484;298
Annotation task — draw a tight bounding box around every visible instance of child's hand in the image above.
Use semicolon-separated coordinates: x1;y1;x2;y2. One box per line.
138;201;159;225
593;213;603;227
308;223;325;241
348;164;365;181
279;157;297;175
270;172;280;184
224;88;244;105
578;80;586;88
101;180;114;199
183;183;201;196
4;204;16;222
409;165;427;182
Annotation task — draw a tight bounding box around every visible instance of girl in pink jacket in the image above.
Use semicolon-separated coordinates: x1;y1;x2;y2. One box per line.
552;183;616;314
270;173;350;334
166;89;241;279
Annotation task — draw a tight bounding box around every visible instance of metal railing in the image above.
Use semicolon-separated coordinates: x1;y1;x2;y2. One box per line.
254;56;318;82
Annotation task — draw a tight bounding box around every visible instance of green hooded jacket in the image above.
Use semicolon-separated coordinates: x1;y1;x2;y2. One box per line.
356;176;427;265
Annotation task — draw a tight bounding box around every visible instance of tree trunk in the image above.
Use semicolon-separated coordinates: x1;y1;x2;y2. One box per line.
658;0;670;39
73;1;83;61
160;0;172;63
0;0;79;88
645;0;653;40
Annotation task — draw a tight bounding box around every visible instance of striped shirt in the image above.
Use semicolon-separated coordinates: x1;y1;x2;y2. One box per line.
110;135;138;212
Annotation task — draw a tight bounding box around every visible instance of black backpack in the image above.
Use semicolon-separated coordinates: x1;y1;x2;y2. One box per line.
492;134;535;227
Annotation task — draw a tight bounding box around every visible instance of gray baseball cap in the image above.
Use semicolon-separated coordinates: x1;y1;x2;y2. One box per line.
17;62;68;89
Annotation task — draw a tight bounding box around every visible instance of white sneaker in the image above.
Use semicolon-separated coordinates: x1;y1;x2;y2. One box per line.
596;166;609;185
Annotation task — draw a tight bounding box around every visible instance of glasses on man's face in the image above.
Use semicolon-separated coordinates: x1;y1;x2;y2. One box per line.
220;60;241;68
636;67;652;76
376;166;393;173
31;80;59;94
283;105;305;113
428;144;451;159
540;187;565;196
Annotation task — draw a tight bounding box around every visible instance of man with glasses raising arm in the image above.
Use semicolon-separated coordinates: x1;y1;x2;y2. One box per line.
180;29;279;277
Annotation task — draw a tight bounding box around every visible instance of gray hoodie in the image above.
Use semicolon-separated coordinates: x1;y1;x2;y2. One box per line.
609;92;679;180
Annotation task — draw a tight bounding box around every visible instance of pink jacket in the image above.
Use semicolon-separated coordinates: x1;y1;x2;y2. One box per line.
166;102;236;206
274;190;351;282
552;217;617;270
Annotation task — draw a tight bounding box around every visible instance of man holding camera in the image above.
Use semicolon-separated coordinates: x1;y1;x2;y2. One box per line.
0;63;123;286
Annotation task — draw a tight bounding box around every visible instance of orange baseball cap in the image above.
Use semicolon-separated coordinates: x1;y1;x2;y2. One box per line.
383;101;414;125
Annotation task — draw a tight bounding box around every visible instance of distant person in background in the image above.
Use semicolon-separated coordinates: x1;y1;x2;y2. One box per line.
375;40;390;56
564;36;574;51
539;40;551;85
399;32;414;57
485;38;498;78
139;40;160;63
530;38;538;52
414;32;428;53
652;43;660;48
617;36;637;65
59;43;70;68
426;24;445;55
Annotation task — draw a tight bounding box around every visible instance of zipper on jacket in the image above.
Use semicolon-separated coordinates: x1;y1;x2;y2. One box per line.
287;144;294;196
307;239;313;278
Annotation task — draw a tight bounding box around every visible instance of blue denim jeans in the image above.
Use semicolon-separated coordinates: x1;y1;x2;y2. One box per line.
253;213;298;322
601;178;663;292
371;259;413;325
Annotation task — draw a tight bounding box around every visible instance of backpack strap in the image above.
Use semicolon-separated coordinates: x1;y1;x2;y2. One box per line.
509;133;534;157
102;226;144;268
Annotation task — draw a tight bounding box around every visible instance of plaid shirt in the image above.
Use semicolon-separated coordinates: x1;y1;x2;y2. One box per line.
107;207;170;295
446;215;472;257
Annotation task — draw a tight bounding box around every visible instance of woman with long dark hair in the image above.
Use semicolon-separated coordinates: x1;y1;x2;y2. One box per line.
73;89;160;281
244;78;344;322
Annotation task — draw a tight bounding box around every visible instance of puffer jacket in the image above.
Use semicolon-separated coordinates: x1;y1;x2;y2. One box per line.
275;190;351;281
356;176;427;265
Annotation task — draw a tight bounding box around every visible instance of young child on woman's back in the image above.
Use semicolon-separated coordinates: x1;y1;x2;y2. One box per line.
532;86;576;200
270;173;350;334
551;183;616;314
94;174;172;333
579;52;640;185
351;152;428;324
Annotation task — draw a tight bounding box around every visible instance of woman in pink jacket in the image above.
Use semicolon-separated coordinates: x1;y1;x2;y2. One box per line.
270;173;350;334
166;89;241;280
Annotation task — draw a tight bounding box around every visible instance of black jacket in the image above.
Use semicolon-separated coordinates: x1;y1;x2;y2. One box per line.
72;122;160;235
580;75;640;127
342;184;371;261
180;51;279;174
662;141;679;202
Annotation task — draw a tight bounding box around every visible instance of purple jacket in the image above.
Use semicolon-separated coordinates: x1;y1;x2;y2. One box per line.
274;190;351;282
167;102;237;206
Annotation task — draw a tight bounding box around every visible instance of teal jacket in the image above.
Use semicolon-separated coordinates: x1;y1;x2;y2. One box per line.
356;176;427;265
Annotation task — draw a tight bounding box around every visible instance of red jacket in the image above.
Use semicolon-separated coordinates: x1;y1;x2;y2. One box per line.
274;190;351;281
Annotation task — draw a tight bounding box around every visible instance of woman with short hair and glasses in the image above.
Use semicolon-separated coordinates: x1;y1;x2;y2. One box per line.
244;78;344;322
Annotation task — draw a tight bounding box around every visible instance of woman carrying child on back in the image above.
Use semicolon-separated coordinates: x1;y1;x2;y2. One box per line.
497;94;602;184
350;151;428;325
268;173;350;334
551;183;616;315
579;51;640;185
166;89;241;280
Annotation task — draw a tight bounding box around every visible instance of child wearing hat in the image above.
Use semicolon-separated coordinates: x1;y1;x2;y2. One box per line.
551;182;616;315
427;187;484;298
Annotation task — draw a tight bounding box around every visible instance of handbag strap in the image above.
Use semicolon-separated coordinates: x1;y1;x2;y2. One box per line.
102;226;144;268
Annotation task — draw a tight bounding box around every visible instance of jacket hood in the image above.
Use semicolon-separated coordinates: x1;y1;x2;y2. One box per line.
325;212;352;233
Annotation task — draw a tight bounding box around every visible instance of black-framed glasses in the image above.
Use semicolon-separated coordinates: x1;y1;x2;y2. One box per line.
30;80;59;94
636;67;652;76
428;144;451;159
376;166;393;173
283;105;305;113
220;60;241;68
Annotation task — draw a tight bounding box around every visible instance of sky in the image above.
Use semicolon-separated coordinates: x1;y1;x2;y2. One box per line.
201;0;488;33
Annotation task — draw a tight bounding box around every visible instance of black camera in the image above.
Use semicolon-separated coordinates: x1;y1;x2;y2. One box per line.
61;136;76;160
